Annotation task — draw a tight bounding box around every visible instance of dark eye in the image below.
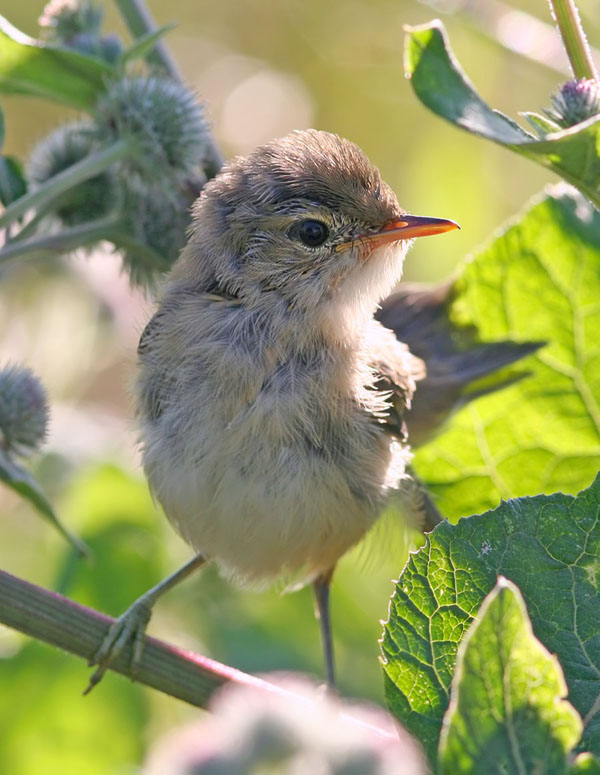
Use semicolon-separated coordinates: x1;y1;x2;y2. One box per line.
298;219;329;247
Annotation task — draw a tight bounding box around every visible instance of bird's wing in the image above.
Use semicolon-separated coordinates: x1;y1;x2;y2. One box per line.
376;282;544;446
368;321;425;441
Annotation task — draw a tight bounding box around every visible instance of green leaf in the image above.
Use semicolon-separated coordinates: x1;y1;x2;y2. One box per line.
0;105;4;149
0;16;114;108
413;186;600;520
117;23;176;67
0;155;26;205
404;21;600;210
381;474;600;763
0;449;89;556
521;111;563;138
438;578;581;774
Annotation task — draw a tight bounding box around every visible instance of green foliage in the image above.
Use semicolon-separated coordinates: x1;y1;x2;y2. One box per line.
0;448;87;557
0;13;206;282
381;474;600;763
117;23;176;68
0;156;27;206
0;106;26;206
413;186;600;520
0;14;113;108
404;21;600;210
438;578;581;775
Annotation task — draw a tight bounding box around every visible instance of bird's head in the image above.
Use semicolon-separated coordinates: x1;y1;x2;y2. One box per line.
178;130;457;331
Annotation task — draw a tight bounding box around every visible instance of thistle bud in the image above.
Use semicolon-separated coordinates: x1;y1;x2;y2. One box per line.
99;33;123;64
39;1;122;64
27;122;116;227
143;678;426;775
95;77;209;183
546;79;600;128
0;366;49;458
39;0;103;42
118;183;191;286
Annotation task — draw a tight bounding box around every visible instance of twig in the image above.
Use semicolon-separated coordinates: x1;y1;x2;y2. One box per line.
0;217;121;263
548;0;598;80
0;569;284;707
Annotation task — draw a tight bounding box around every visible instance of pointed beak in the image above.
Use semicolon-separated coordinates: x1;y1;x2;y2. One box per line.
336;215;460;254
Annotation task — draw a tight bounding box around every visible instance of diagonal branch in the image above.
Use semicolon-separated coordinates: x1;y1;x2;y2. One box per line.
0;569;285;707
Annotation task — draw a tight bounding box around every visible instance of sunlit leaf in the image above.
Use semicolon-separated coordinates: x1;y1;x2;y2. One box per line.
381;475;600;762
439;578;581;774
0;16;114;108
404;21;600;209
413;185;600;520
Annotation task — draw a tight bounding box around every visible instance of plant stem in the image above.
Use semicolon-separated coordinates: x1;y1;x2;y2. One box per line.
548;0;599;80
113;0;181;78
112;0;224;177
0;216;122;263
0;569;282;708
8;209;53;243
0;568;397;737
0;139;134;232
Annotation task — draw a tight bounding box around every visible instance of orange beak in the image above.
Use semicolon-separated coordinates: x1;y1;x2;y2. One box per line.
336;215;460;255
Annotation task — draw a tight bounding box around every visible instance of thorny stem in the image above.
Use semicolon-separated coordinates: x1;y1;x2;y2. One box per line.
548;0;598;81
0;216;123;263
0;139;134;232
7;202;58;243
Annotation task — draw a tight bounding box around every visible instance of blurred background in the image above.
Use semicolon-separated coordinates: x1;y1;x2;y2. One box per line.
0;1;597;772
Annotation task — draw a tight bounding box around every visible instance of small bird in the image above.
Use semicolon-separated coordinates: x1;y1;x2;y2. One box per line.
88;129;460;691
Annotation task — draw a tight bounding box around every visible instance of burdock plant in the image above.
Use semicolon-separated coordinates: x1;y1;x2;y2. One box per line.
0;71;209;284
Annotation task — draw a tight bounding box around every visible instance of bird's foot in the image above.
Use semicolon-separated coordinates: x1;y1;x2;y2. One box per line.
84;597;154;695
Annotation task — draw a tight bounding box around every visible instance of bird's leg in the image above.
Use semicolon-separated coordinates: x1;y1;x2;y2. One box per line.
313;567;336;689
85;553;206;694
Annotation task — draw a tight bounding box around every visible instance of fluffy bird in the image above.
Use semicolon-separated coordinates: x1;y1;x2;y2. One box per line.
88;129;461;689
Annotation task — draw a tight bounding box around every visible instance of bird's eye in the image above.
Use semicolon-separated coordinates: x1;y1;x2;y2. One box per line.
297;219;329;247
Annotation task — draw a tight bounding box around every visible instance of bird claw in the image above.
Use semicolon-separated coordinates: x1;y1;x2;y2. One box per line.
84;599;153;695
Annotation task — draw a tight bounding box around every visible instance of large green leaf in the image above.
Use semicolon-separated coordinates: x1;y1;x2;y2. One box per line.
0;16;113;108
413;186;600;520
381;474;600;763
404;21;600;210
438;578;581;774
